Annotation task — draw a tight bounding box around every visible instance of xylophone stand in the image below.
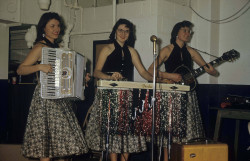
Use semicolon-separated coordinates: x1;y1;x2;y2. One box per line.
105;129;109;161
168;90;181;161
150;35;157;161
104;92;111;161
167;92;173;161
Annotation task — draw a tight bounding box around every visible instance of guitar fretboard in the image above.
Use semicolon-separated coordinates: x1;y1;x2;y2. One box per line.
193;57;224;77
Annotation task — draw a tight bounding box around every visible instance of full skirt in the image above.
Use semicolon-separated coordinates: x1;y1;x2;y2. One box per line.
21;84;88;158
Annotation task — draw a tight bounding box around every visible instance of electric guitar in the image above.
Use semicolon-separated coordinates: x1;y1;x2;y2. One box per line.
162;49;240;91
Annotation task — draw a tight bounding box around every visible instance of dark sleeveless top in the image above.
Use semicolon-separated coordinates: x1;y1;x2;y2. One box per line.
164;42;192;73
38;37;59;48
102;40;134;81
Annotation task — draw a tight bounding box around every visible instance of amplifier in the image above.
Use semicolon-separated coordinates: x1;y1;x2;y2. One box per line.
170;142;228;161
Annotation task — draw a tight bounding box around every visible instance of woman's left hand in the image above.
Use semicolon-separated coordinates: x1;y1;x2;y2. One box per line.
111;72;124;80
204;63;218;76
85;73;91;87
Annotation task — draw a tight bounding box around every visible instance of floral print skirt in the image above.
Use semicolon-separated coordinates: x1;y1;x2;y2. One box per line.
156;90;205;147
85;88;147;153
21;84;88;158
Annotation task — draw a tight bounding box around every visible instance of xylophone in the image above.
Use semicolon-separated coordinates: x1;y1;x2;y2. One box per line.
95;80;190;136
97;80;190;91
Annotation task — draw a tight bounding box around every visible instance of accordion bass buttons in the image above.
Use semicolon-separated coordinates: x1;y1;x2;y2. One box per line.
62;67;72;79
61;53;73;95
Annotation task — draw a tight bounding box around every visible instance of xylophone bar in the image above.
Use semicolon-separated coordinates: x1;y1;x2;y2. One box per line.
97;80;190;92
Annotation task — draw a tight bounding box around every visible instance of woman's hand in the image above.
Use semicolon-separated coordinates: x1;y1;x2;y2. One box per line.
110;72;124;81
85;73;91;82
204;63;218;76
156;71;182;83
85;73;91;87
167;73;183;83
39;64;53;74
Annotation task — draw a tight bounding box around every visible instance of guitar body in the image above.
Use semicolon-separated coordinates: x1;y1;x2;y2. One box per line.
161;65;197;91
174;65;197;90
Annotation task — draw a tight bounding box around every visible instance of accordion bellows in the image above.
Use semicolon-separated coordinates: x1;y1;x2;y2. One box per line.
40;47;85;100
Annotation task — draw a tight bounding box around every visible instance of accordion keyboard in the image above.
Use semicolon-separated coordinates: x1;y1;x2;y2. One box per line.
43;48;58;97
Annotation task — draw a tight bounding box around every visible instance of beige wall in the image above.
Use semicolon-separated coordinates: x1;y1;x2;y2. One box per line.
191;0;219;84
20;0;62;25
218;0;250;85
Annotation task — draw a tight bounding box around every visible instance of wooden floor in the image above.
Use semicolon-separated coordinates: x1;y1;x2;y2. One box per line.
0;144;151;161
0;144;36;161
0;144;101;161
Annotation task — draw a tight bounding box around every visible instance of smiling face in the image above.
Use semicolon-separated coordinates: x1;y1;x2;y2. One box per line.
176;27;193;43
115;24;130;45
44;18;60;43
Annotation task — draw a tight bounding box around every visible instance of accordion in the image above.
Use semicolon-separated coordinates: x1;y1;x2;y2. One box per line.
40;47;85;100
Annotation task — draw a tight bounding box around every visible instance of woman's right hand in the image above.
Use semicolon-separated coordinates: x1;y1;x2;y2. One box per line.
110;72;124;81
39;64;53;74
168;73;182;83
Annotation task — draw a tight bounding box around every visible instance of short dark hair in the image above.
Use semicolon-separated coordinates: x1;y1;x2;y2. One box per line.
35;12;65;44
170;20;193;44
109;18;135;47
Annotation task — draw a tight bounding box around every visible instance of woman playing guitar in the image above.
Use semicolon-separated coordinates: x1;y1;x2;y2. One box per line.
148;20;218;161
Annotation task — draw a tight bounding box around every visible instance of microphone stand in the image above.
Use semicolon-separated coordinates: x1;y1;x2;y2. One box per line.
150;35;157;161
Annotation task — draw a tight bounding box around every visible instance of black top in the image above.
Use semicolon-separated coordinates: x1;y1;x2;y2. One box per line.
37;37;59;48
102;40;134;81
164;42;192;72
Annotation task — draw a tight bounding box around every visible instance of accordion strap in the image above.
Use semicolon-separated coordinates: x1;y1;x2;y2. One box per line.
36;71;40;85
35;61;40;85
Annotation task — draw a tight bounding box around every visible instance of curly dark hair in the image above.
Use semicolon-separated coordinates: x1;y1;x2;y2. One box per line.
170;20;193;44
35;12;65;44
109;18;135;47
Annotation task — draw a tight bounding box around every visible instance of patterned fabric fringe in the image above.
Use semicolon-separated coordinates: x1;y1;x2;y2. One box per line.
98;88;187;140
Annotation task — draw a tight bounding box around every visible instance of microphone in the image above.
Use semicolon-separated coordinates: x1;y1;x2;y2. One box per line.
150;35;157;54
150;35;157;42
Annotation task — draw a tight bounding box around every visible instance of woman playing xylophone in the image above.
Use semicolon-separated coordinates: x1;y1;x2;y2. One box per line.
85;18;154;161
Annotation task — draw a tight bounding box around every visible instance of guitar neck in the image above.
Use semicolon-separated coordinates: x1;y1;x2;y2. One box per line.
193;57;224;77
